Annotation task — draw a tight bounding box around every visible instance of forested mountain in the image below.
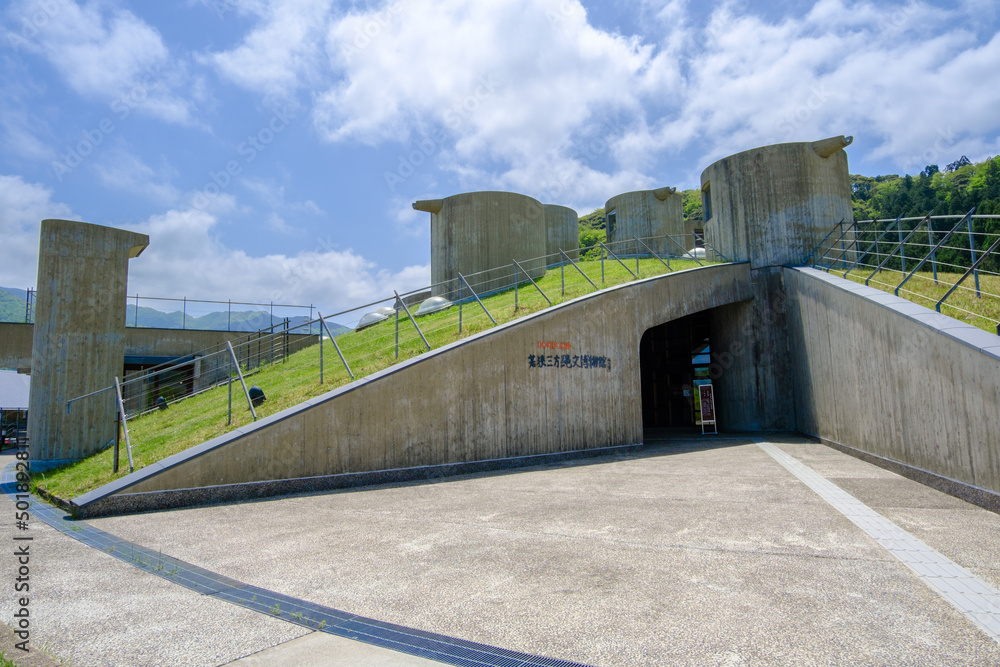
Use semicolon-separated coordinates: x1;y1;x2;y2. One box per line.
0;288;27;323
851;155;1000;222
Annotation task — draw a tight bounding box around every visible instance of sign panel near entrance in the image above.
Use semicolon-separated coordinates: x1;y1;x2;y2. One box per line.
699;384;717;435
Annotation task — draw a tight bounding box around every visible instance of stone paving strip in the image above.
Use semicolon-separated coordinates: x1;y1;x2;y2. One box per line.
758;441;1000;644
2;463;591;667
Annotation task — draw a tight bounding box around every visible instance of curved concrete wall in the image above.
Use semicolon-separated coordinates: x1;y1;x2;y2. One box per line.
415;191;547;297
701;136;854;269
785;267;1000;497
544;204;579;260
604;187;684;255
29;219;148;463
76;263;753;510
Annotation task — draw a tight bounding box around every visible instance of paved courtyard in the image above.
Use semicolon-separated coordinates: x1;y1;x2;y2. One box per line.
3;435;999;665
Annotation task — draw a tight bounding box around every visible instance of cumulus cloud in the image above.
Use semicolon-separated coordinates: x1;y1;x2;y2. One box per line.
0;173;428;314
205;0;333;101
3;0;202;126
123;206;429;315
0;174;73;287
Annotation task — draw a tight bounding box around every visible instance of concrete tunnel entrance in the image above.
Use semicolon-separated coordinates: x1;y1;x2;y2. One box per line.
640;311;713;431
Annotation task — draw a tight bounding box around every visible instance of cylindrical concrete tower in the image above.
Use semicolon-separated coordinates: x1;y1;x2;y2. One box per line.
544;204;579;261
604;186;684;256
414;191;547;297
700;135;854;269
28;219;149;465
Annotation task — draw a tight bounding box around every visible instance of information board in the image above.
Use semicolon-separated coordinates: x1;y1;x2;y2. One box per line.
699;384;717;435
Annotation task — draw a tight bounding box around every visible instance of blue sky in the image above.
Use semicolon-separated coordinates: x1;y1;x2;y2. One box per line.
2;0;999;314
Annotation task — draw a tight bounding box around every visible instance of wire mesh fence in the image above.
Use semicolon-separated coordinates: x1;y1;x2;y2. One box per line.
807;212;1000;334
60;235;724;478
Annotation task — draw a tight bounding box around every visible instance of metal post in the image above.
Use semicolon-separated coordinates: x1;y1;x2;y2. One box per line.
601;245;605;283
895;215;973;296
226;341;257;420
559;250;598;290
395;305;399;359
561;259;565;296
936;232;1000;314
458;280;463;333
512;258;551;305
459;274;496;324
968;212;981;297
928;222;938;284
635;237;640;276
839;220;846;269
227;354;233;425
637;238;670;270
395;291;431;350
319;328;324;384
843;220;897;278
898;223;906;273
600;242;637;278
134;294;139;327
318;312;354;379
113;377;134;473
228;300;232;331
113;410;120;473
513;261;519;310
183;297;187;330
866;216;927;286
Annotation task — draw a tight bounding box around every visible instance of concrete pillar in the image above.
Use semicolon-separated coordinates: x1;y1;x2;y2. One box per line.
699;135;854;432
701;135;854;269
543;204;579;260
28;219;149;465
604;187;683;255
414;191;547;298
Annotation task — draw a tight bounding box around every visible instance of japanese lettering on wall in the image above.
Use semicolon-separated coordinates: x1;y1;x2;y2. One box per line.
530;342;611;372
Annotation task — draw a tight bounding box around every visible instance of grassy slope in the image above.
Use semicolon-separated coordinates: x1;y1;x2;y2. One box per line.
35;257;704;499
839;267;1000;331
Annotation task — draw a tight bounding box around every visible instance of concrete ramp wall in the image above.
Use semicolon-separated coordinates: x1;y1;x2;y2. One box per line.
75;263;753;514
785;267;1000;499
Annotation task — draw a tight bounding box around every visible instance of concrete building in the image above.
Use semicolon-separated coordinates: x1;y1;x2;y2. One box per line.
33;134;998;525
543;204;579;261
28;219;148;466
414;191;547;297
701;135;855;268
604;186;688;255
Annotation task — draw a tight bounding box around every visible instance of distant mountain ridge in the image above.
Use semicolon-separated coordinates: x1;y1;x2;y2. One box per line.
0;288;349;334
0;288;28;323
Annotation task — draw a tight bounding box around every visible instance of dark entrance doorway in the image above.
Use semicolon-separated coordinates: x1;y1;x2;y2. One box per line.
640;311;712;429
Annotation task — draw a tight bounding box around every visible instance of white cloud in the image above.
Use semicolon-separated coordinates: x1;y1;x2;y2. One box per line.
94;146;182;204
0;172;429;313
124;205;429;314
312;0;673;205
0;175;73;287
205;0;333;100
3;0;201;126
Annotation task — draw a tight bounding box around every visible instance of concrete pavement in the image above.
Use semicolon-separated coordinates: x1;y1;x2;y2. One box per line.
3;435;1000;665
